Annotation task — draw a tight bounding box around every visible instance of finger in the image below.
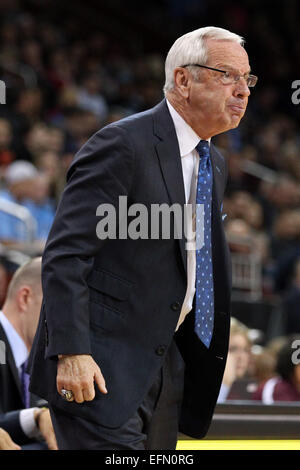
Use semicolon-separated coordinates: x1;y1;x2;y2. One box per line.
94;370;108;394
83;386;95;402
7;440;21;450
56;376;65;396
46;432;58;450
11;443;21;450
56;377;62;395
72;384;84;403
3;434;21;450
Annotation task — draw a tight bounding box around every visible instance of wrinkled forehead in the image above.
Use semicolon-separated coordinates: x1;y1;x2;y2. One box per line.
205;39;250;73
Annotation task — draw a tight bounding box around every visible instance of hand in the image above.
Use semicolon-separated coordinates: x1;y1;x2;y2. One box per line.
0;427;21;450
222;352;237;387
56;354;107;404
34;408;58;450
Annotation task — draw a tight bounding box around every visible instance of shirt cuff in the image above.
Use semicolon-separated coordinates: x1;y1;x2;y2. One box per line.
217;383;230;403
19;408;43;440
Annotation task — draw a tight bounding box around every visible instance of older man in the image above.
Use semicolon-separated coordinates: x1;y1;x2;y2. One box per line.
29;26;257;450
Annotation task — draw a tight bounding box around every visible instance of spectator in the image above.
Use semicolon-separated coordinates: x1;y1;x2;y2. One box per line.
0;160;55;245
218;318;257;402
0;257;57;449
250;346;277;386
63;107;99;152
272;211;300;292
0;257;9;308
76;73;108;123
34;150;64;203
0;118;15;179
24;123;51;162
46;126;65;155
15;88;44;126
225;218;254;254
282;259;300;335
253;335;300;403
260;176;300;231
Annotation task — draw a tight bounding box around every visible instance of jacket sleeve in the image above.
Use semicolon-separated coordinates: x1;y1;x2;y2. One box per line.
0;411;31;445
42;124;135;358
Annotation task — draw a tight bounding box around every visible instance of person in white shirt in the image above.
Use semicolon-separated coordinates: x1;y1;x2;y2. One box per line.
0;257;57;450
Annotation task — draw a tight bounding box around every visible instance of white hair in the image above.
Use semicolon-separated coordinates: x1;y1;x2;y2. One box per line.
163;26;245;94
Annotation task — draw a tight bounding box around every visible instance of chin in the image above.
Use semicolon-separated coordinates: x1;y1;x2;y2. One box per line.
215;115;242;135
229;115;242;129
220;121;240;134
232;120;241;129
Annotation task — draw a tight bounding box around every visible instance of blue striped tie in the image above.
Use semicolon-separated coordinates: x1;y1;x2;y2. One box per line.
194;140;214;348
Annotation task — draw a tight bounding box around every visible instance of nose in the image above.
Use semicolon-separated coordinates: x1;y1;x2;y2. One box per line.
234;77;251;98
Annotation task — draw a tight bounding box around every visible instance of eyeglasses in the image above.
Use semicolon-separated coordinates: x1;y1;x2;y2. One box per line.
181;64;258;88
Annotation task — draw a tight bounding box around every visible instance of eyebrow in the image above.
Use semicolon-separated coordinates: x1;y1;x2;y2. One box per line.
216;64;252;74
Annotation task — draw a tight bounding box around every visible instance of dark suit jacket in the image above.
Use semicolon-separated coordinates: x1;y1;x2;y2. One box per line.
0;411;31;445
0;322;45;412
28;99;231;439
0;323;24;413
0;322;46;443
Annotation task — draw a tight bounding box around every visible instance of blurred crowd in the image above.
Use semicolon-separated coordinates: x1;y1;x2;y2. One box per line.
217;317;300;404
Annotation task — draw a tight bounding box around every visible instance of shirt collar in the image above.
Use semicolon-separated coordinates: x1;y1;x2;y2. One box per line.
0;310;28;370
166;99;211;157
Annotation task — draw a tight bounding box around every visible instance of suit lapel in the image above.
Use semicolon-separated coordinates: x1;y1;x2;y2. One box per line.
152;100;187;274
210;145;232;346
0;323;23;401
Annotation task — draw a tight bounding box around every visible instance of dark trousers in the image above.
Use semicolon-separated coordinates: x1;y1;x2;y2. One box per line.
21;442;48;450
49;337;185;450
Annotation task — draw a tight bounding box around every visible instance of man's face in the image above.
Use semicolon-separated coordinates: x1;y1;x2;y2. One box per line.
187;39;251;136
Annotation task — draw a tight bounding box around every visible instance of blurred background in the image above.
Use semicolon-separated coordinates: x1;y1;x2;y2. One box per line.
0;0;299;426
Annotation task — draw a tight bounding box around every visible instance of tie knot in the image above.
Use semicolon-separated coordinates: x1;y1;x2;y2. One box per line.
196;140;210;158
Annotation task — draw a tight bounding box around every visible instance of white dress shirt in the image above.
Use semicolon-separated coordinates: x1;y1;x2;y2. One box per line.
166;100;211;331
0;310;40;439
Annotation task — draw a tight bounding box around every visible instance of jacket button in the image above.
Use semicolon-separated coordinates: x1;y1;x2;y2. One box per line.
171;301;181;311
155;345;166;356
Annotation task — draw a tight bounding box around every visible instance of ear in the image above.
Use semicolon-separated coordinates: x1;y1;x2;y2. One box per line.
173;67;191;99
16;286;31;312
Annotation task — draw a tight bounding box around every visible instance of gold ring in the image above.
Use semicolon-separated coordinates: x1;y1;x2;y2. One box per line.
61;388;74;402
